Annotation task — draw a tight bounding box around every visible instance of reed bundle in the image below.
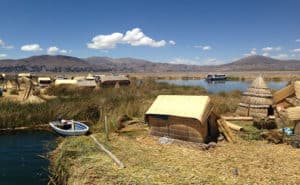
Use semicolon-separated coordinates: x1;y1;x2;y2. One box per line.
286;106;300;121
295;81;300;99
273;84;295;103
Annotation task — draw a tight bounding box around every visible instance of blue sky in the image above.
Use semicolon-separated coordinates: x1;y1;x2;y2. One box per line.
0;0;300;65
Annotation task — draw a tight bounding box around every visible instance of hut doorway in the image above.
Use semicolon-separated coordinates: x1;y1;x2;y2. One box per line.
267;105;274;116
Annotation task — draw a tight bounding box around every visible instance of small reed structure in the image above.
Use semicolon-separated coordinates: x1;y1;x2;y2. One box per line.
145;95;219;143
99;75;130;87
236;76;273;118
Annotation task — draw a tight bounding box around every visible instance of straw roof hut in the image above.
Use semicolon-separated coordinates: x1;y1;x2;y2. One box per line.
236;76;274;118
145;95;219;143
99;75;130;87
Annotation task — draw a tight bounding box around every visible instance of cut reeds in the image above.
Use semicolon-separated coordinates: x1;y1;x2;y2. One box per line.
273;84;295;103
286;106;300;121
295;81;300;99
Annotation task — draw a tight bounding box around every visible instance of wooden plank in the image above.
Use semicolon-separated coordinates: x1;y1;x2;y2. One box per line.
217;119;235;143
225;121;244;131
90;135;125;169
221;116;253;121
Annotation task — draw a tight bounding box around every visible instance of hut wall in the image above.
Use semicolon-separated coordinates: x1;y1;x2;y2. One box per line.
148;115;216;143
100;80;130;87
236;106;269;118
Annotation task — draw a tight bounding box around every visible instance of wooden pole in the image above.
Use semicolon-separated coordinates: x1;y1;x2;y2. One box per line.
105;115;109;141
225;121;244;131
221;116;253;121
90;135;125;169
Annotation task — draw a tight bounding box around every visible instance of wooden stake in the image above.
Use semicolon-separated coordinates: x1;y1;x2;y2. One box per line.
105;115;109;141
90;135;125;169
225;121;244;131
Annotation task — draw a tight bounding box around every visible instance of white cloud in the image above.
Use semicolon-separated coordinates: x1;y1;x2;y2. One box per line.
169;40;176;45
60;49;67;54
194;45;212;51
87;32;123;49
262;52;270;57
244;48;257;56
272;53;289;60
21;44;42;51
47;46;69;54
262;46;281;52
0;54;7;58
87;28;168;49
0;39;14;49
47;46;59;54
122;28;166;47
291;48;300;53
296;39;300;42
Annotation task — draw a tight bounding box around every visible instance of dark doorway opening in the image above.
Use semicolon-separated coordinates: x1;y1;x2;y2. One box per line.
267;105;274;116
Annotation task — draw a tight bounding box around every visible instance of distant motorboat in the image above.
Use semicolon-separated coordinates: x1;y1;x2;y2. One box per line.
49;120;89;136
205;74;227;81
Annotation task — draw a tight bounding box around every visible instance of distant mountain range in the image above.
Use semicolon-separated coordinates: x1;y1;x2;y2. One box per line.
0;55;299;73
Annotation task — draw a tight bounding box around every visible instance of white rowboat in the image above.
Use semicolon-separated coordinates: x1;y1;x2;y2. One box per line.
49;120;89;136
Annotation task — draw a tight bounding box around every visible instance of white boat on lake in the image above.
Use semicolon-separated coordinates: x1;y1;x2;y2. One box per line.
49;120;89;136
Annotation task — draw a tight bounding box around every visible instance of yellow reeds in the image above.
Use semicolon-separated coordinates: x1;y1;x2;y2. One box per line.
286;106;300;120
273;84;295;103
295;81;300;99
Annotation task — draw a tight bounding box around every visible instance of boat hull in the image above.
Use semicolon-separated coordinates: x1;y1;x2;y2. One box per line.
49;121;89;136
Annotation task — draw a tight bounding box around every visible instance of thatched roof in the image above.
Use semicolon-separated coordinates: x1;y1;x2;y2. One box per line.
236;76;273;118
55;79;77;85
145;95;213;124
38;77;51;82
239;76;273;108
100;75;129;82
250;75;268;89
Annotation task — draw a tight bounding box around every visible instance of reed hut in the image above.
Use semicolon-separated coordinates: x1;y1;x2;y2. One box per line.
99;75;130;87
38;77;52;88
236;76;274;118
54;79;78;86
145;95;219;143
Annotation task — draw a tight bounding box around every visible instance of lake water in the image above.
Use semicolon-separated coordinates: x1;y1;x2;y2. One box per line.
157;79;288;93
0;130;56;185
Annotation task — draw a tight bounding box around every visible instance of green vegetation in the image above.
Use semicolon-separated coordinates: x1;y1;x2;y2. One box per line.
0;79;239;130
232;121;263;140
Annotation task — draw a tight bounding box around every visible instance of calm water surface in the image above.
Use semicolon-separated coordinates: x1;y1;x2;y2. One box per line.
158;79;288;93
0;130;56;185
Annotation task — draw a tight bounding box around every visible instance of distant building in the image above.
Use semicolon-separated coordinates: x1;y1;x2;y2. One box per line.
38;77;52;88
18;73;33;78
99;75;130;87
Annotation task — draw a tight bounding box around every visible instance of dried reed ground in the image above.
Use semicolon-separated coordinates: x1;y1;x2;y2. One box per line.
52;125;300;185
